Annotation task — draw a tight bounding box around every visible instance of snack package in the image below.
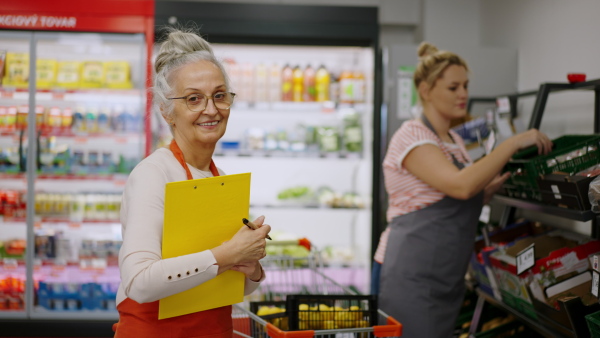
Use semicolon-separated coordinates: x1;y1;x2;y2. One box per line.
80;61;104;88
36;59;57;89
2;52;29;88
103;61;132;89
56;61;81;89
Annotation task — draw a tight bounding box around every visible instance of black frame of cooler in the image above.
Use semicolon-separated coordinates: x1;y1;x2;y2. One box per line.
154;0;385;260
467;78;600;338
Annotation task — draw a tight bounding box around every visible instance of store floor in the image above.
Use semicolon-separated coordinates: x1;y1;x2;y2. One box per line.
0;319;114;337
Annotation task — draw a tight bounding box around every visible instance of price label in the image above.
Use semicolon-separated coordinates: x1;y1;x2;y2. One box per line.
516;244;535;275
496;96;510;113
2;258;18;270
593;271;600;298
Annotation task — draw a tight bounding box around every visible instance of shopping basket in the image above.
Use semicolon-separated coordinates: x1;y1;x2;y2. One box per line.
233;238;403;337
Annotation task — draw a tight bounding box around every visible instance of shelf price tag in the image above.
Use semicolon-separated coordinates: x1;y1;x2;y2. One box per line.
2;258;18;270
592;271;600;298
516;244;535;275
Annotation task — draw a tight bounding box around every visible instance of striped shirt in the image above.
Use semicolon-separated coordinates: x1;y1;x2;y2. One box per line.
374;119;472;263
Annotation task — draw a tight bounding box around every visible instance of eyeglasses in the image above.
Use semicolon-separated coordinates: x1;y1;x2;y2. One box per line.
167;92;236;112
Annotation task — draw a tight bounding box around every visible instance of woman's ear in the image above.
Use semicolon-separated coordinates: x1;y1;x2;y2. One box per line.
418;81;430;103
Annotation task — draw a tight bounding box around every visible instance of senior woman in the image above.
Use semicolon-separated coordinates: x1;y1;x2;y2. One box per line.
113;28;271;338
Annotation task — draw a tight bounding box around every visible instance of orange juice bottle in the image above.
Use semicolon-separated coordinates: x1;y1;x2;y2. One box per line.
315;65;330;102
292;65;303;102
339;69;354;104
303;64;316;102
281;64;293;101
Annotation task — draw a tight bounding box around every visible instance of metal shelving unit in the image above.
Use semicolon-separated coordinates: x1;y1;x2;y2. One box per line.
469;78;600;338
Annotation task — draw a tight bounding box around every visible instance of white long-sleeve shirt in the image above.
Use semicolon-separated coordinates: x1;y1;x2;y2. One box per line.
116;147;263;305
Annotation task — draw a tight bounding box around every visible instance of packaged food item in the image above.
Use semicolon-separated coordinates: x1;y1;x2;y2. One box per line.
2;52;29;88
315;65;330;102
342;111;363;153
80;61;104;88
103;61;132;89
36;59;57;89
317;126;340;153
56;61;81;89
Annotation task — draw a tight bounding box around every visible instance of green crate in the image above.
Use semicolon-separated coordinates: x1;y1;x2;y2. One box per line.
503;134;600;199
586;310;600;338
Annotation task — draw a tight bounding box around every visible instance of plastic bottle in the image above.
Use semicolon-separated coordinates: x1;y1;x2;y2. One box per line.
353;69;366;103
268;63;282;102
254;63;268;103
292;65;304;102
281;64;293;102
303;64;316;102
315;65;330;102
339;69;355;104
60;107;72;134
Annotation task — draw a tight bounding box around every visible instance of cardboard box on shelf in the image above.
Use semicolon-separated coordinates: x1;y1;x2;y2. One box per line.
470;220;548;300
489;230;600;319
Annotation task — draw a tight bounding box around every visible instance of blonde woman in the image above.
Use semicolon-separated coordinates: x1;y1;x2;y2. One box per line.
376;42;551;337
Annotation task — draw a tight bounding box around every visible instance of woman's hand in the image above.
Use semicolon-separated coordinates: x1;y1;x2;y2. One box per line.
512;129;553;155
211;216;271;275
483;172;510;204
231;261;263;281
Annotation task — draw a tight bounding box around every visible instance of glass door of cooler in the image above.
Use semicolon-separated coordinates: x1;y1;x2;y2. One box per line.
0;31;32;319
0;31;147;320
207;44;374;293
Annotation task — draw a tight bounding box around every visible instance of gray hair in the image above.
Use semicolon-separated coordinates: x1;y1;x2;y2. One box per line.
153;27;231;120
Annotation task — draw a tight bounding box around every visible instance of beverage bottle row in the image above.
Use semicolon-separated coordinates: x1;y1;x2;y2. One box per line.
224;61;367;105
0;189;122;222
0;104;141;134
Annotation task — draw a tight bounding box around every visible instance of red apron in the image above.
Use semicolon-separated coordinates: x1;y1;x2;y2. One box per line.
113;140;232;338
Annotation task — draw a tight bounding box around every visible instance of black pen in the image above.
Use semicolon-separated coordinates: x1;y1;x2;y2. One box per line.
242;218;272;240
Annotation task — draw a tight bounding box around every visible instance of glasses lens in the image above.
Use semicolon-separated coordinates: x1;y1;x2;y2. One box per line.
186;94;207;111
214;92;235;109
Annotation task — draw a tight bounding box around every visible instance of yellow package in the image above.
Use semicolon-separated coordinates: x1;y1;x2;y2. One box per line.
36;59;57;89
56;61;81;89
2;52;29;88
104;61;132;89
80;61;104;88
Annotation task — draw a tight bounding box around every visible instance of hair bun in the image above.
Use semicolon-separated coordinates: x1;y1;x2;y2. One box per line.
417;42;439;59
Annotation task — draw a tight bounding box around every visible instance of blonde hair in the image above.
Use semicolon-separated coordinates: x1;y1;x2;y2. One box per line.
413;42;469;100
153;27;231;120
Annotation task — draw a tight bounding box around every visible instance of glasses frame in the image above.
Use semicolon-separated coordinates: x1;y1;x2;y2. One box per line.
167;92;237;112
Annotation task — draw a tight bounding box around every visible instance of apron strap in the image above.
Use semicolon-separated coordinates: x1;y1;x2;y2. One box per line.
420;115;465;168
169;139;220;180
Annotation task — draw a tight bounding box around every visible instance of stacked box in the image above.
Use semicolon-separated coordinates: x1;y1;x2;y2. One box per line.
490;230;600;321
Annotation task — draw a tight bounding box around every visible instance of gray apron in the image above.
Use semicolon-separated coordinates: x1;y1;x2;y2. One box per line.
379;117;483;338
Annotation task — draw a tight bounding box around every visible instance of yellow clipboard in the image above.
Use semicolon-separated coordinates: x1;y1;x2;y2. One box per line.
159;172;251;319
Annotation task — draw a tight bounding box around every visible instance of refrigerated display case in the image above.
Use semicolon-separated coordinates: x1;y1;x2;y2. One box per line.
0;0;154;332
154;1;381;294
